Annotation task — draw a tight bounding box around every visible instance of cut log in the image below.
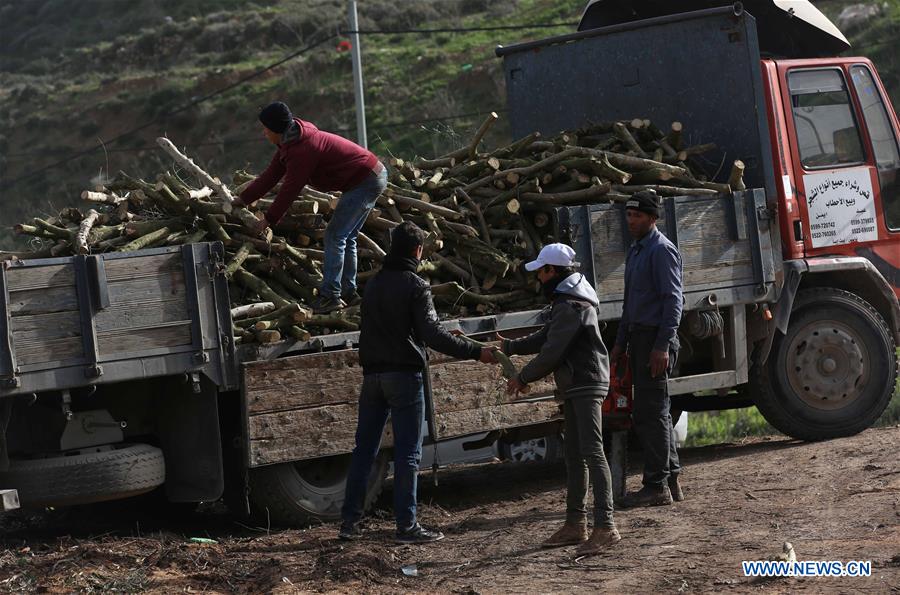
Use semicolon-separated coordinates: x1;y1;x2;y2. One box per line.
75;209;101;255
728;160;746;191
156;137;235;211
231;302;276;320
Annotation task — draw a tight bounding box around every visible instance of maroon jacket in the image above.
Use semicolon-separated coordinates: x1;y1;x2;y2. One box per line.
240;118;379;224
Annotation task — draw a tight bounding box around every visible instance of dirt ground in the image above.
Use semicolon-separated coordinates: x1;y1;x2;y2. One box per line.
1;427;899;594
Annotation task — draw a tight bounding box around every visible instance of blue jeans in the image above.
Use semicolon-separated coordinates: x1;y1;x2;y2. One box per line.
321;166;388;299
341;371;425;532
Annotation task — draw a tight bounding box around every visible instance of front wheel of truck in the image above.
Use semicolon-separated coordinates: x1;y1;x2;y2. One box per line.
753;288;898;440
248;453;388;526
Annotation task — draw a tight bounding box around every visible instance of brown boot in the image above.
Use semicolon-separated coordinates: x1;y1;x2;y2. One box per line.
576;527;622;556
622;485;673;508
668;474;684;502
541;521;588;548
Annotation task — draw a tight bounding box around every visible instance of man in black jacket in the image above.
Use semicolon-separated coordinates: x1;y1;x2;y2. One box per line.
339;222;495;544
500;243;621;556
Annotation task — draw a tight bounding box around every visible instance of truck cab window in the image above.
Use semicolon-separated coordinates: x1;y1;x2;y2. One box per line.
789;69;865;169
851;65;900;231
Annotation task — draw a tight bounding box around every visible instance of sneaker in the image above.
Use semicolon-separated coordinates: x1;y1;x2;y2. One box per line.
622;485;673;508
341;291;363;307
311;295;346;314
338;523;363;541
668;474;685;502
395;523;444;544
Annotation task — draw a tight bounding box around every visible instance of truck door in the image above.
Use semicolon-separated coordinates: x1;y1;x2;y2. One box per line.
780;60;900;296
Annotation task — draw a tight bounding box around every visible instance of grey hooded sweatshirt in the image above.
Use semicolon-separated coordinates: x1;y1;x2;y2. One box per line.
501;273;610;399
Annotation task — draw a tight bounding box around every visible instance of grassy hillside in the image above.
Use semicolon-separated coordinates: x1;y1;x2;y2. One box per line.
1;0;899;251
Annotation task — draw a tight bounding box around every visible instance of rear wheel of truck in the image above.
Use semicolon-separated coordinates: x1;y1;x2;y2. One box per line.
753;288;898;440
248;453;388;526
0;443;165;507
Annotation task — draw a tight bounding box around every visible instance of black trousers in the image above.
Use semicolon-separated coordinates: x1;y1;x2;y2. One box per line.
628;328;681;488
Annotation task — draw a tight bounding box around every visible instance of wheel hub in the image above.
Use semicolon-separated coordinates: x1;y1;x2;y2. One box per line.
508;438;548;462
786;322;868;410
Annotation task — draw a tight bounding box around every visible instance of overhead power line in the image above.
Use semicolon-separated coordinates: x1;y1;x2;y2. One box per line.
340;22;577;35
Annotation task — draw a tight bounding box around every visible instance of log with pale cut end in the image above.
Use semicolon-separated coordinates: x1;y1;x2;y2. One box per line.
231;302;276;320
728;160;746;191
234;303;310;329
668;121;684;150
81;190;127;205
75;209;101;255
156;137;235;210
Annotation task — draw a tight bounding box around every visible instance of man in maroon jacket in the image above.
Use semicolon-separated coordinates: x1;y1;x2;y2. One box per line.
235;101;387;313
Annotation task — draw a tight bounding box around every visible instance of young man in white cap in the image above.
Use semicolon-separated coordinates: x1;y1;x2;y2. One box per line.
234;101;387;314
498;243;620;555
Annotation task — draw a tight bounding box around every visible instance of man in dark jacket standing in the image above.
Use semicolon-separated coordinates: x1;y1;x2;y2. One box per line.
235;101;387;314
339;222;495;544
500;243;621;556
612;190;685;507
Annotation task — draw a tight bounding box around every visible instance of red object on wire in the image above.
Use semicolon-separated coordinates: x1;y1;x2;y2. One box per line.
336;40;352;52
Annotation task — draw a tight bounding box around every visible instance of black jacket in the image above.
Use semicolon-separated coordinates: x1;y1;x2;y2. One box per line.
359;255;481;374
502;273;610;399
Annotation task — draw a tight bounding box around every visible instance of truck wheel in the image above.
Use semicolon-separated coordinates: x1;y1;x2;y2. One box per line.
499;435;559;463
0;443;165;507
753;288;898;440
248;453;387;526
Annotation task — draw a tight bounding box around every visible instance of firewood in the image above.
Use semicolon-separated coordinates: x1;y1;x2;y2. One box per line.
728;160;746;191
231;302;276;320
75;210;101;254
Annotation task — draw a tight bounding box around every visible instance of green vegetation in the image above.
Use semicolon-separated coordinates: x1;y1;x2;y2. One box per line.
686;370;900;446
684;407;776;448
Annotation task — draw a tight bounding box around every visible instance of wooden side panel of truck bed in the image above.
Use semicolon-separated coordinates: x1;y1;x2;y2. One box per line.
243;349;558;467
6;253;191;367
0;243;235;395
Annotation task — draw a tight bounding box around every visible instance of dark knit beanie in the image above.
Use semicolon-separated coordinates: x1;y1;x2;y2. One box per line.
259;101;293;134
626;190;661;218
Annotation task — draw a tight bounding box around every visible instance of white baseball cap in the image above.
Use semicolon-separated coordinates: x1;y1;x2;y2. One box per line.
524;243;580;272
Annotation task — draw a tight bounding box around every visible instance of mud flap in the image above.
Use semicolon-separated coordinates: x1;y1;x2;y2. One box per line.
156;376;224;502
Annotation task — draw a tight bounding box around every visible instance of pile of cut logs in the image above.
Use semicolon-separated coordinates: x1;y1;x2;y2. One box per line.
5;115;743;344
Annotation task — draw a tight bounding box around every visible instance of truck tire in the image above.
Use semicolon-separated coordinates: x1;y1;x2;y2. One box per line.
753;288;898;440
0;443;165;507
248;453;388;526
